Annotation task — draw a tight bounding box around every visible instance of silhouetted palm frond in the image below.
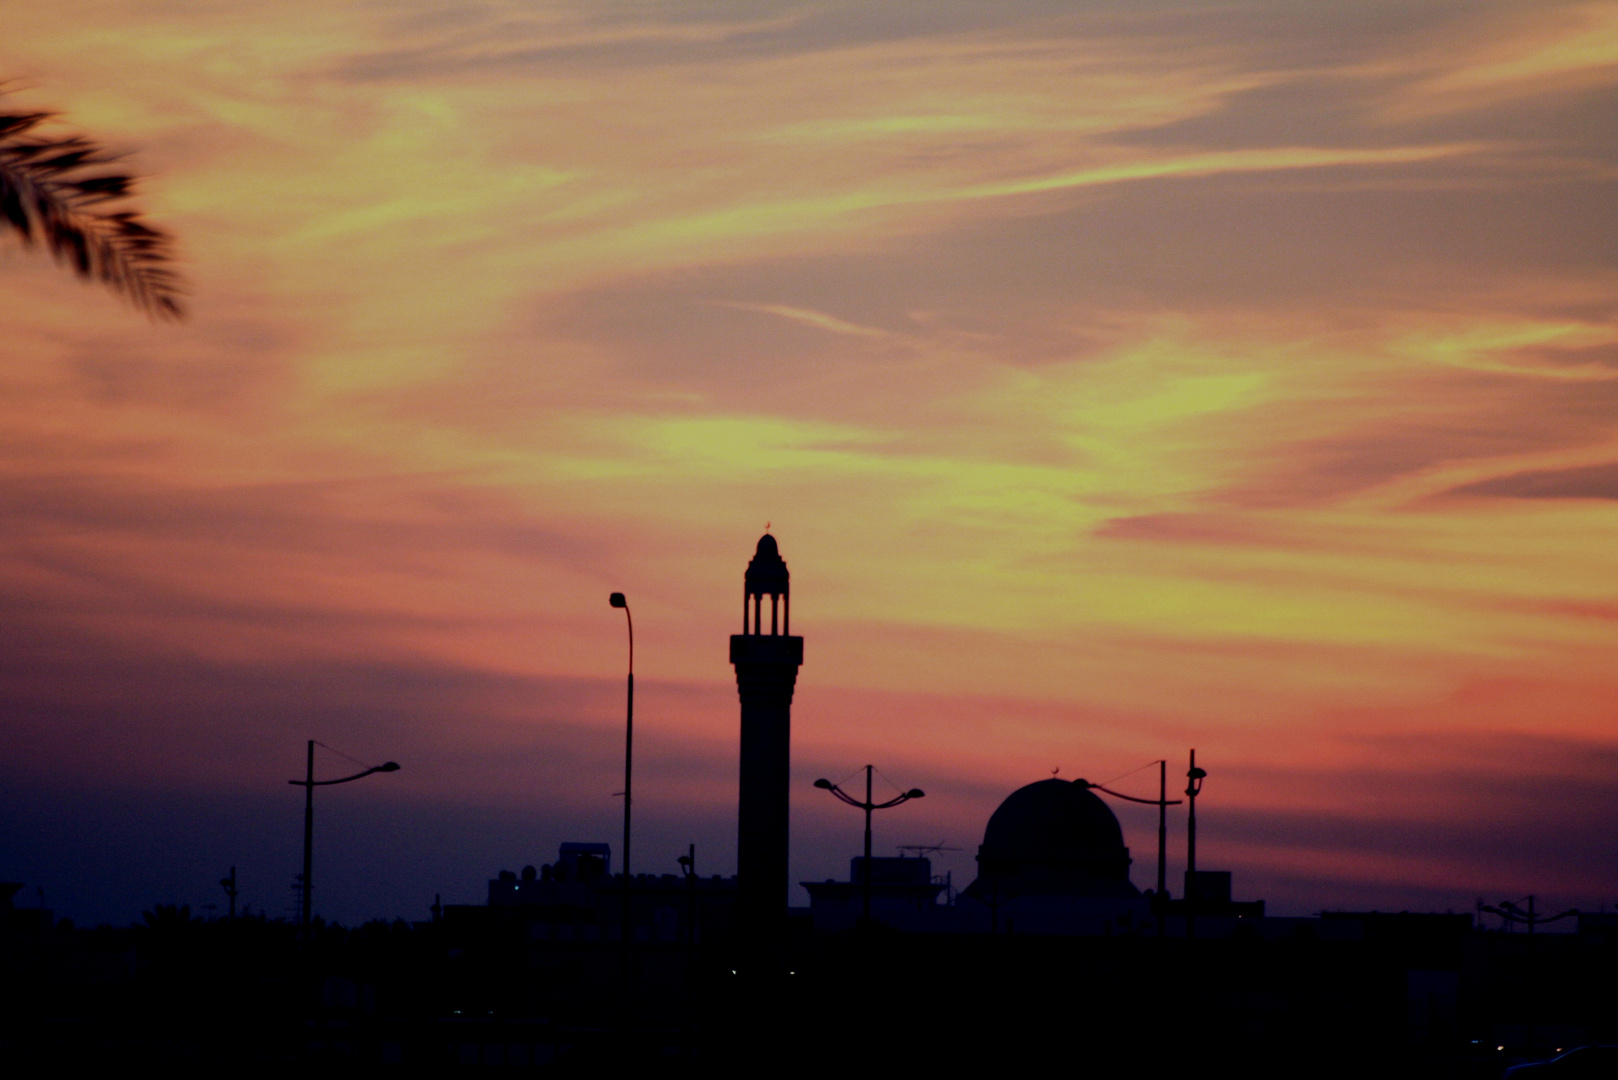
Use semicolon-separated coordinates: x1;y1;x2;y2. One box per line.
0;105;186;319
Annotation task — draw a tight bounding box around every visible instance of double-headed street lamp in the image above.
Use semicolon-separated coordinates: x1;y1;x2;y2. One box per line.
288;741;399;936
813;765;924;926
1478;896;1578;934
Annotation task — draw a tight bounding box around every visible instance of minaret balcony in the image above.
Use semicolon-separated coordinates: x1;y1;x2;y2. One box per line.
730;634;803;666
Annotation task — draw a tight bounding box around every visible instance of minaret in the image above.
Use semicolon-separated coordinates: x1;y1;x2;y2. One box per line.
729;533;803;967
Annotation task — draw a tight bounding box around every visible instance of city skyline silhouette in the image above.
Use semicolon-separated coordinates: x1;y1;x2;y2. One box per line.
3;0;1616;947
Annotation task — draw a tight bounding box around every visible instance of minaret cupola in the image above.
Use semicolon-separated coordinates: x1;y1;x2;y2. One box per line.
743;533;790;635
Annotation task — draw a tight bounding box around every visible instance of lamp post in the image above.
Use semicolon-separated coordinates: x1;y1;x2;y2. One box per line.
677;844;697;954
678;842;697;1054
1185;749;1206;939
813;766;924;926
220;866;237;925
608;592;633;1026
1478;896;1578;934
1477;896;1579;1056
288;741;400;937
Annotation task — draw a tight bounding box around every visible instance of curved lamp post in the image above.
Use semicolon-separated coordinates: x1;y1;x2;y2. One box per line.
1477;895;1579;1053
1479;896;1578;933
608;592;633;1027
813;766;924;926
609;593;634;884
288;741;399;936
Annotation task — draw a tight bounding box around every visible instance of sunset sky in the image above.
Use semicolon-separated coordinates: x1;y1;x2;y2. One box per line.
3;0;1616;926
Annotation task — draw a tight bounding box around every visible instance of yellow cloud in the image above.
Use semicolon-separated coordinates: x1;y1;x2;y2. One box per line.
1388;2;1618;116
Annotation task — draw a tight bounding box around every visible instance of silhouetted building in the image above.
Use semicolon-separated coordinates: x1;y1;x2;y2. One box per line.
487;842;609;906
1153;868;1265;921
801;856;947;933
445;843;739;1029
729;533;802;969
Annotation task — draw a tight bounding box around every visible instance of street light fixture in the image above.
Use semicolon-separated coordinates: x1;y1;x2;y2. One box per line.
678;844;697;951
813;766;924;927
609;592;633;889
1478;896;1579;934
288;741;400;936
1185;749;1207;939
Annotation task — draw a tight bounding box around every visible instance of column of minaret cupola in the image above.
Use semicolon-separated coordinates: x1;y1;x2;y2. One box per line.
729;533;803;971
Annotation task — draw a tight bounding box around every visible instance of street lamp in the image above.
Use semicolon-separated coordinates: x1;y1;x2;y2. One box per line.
677;843;699;1054
677;844;697;953
1185;749;1206;939
608;592;633;1026
1476;896;1579;1055
813;766;924;926
1185;749;1207;882
609;592;633;885
288;741;399;936
1478;896;1579;934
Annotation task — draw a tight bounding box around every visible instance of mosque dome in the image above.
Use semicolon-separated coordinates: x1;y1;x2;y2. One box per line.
963;778;1138;900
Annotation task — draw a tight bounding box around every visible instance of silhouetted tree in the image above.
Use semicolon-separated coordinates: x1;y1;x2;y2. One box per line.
0;93;185;319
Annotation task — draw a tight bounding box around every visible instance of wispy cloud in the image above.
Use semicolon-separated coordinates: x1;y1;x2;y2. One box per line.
713;301;892;338
1386;2;1618;117
2;0;1616;921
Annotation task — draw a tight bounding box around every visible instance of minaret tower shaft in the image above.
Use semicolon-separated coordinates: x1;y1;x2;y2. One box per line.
729;534;803;963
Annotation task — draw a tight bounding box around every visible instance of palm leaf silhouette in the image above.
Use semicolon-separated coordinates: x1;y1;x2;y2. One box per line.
0;102;186;319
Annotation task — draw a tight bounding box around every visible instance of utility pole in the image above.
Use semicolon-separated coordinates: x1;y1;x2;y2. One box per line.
302;740;314;934
1079;766;1181;936
1157;760;1168;937
1157;760;1169;898
288;742;400;940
